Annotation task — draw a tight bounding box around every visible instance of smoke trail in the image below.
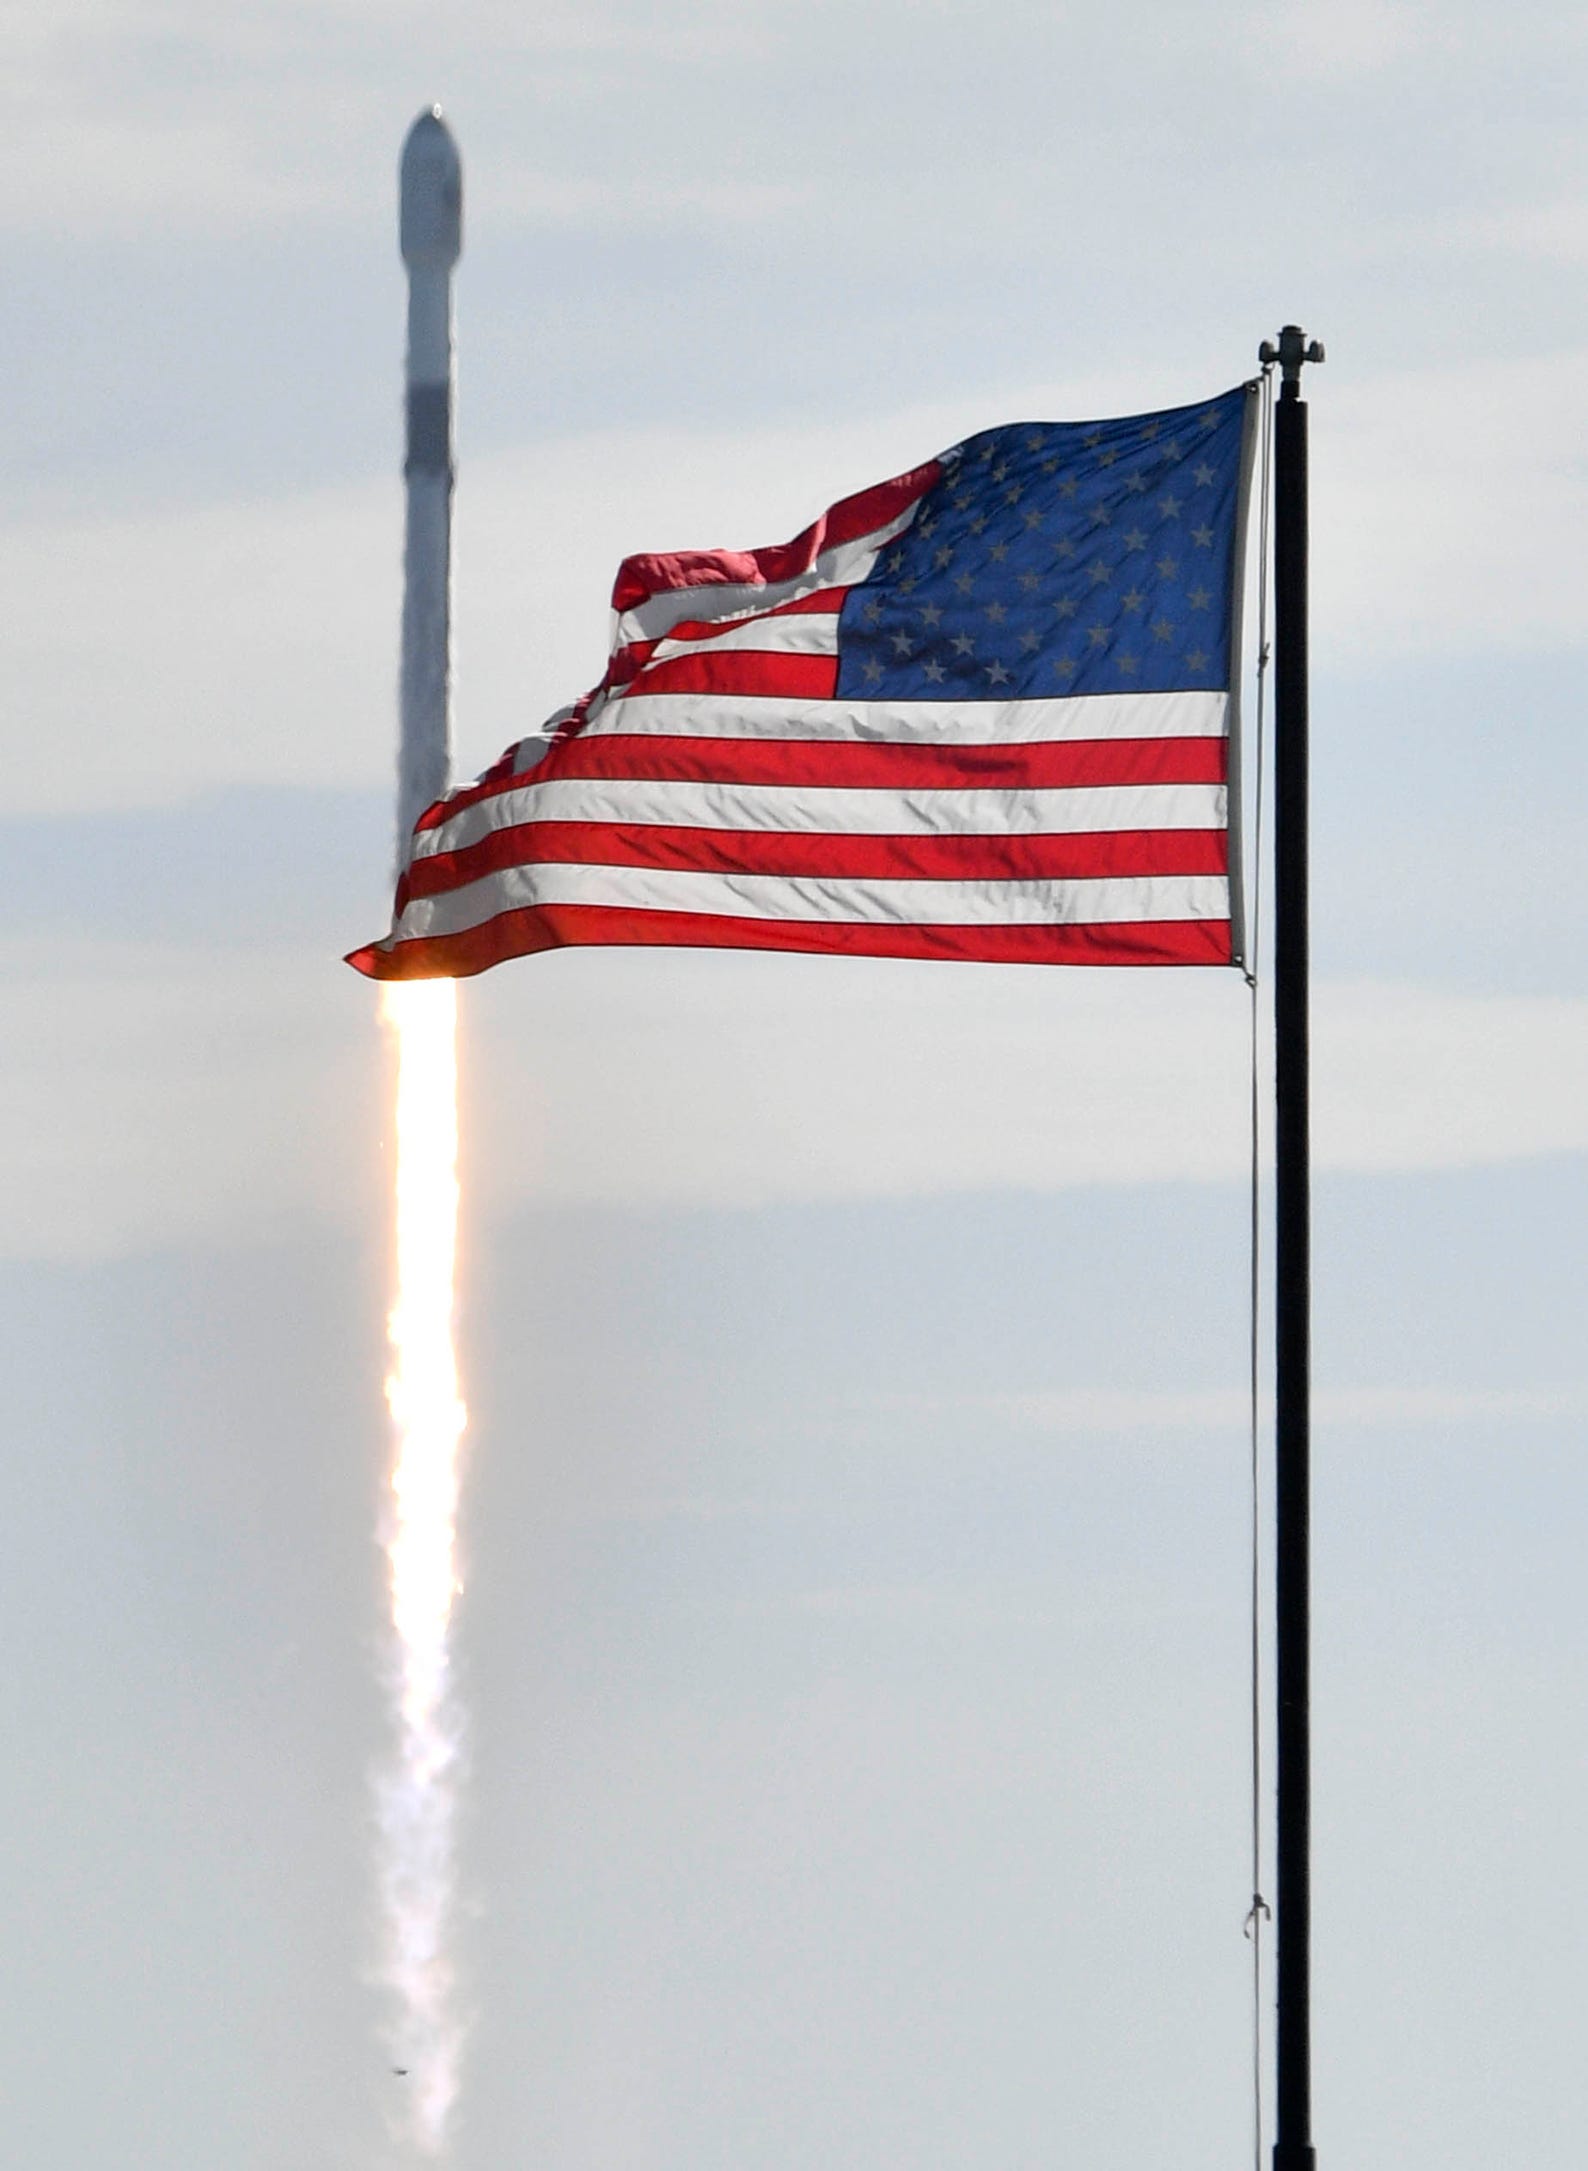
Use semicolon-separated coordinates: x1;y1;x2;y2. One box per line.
377;977;466;2155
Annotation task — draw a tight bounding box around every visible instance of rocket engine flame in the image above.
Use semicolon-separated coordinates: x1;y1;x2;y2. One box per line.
377;977;466;2155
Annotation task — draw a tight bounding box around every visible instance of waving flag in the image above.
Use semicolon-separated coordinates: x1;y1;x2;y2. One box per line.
349;384;1257;981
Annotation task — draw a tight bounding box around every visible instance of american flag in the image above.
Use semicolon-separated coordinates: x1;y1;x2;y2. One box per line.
349;384;1257;981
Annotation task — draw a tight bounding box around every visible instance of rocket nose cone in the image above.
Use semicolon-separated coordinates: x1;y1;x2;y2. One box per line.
400;107;462;267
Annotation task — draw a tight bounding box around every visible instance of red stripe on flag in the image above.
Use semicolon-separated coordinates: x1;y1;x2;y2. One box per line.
398;823;1229;906
609;466;940;614
619;651;839;702
412;732;1225;834
533;731;1227;793
349;906;1232;981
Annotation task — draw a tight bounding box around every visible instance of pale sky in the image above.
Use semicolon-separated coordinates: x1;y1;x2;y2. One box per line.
4;4;1587;2167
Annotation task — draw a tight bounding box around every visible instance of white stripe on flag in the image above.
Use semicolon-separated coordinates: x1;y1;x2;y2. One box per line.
411;782;1226;860
595;688;1229;747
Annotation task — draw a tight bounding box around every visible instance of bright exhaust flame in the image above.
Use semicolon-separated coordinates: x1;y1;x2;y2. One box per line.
377;978;466;2156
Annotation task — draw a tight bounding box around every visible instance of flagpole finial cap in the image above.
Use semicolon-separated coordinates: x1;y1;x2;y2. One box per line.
1259;325;1325;387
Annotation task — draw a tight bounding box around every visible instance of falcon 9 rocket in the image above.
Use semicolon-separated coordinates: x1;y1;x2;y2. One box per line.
397;108;462;857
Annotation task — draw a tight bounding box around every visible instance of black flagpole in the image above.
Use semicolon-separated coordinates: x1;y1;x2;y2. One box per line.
1259;323;1324;2171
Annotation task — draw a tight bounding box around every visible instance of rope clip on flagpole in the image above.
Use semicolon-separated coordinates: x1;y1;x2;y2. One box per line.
1261;322;1323;2171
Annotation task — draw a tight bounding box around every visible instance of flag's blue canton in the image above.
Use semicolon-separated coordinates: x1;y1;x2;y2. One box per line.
837;386;1250;703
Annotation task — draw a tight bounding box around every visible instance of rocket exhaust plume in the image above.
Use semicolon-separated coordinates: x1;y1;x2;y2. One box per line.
379;978;465;2151
376;108;466;2158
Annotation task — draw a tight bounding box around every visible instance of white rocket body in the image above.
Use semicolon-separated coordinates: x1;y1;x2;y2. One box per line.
398;110;462;861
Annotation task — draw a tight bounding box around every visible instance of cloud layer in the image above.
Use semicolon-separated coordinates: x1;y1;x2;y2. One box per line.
10;349;1588;816
7;940;1585;1258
